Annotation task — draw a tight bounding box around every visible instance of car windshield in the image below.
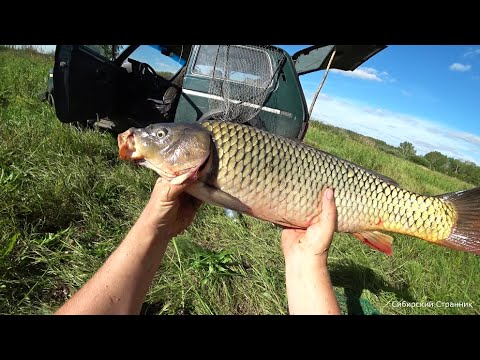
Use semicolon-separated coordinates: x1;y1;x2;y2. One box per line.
147;45;187;66
119;45;187;80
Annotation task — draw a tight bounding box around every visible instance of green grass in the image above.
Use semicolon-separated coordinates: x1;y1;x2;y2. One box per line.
1;47;479;315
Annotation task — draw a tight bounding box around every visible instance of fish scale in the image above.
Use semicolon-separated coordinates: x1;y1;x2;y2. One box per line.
201;120;456;241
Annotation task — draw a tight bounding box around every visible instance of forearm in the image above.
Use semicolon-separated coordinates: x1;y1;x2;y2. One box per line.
55;202;171;315
285;259;341;315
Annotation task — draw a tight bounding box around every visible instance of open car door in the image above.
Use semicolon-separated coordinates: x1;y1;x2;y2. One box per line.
292;45;387;75
53;45;122;123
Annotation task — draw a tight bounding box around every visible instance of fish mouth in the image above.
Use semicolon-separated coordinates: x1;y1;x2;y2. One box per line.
118;129;144;161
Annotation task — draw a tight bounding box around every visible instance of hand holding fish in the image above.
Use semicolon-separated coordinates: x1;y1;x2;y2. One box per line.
282;188;337;265
55;176;342;314
147;177;203;240
55;178;202;315
281;188;341;315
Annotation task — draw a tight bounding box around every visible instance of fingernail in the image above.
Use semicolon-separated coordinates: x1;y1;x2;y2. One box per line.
325;188;333;200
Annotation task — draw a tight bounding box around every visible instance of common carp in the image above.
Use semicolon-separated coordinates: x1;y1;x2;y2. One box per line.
117;120;480;256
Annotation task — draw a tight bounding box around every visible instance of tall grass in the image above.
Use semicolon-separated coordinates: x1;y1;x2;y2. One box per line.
1;47;479;315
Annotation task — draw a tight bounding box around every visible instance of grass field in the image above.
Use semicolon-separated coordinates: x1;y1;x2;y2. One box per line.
1;47;479;315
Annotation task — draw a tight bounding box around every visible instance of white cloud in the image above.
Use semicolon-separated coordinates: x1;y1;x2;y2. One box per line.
306;93;480;165
330;67;392;82
449;63;471;72
464;48;480;57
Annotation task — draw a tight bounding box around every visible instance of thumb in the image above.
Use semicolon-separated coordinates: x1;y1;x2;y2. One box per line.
306;188;337;239
153;177;191;202
320;188;337;233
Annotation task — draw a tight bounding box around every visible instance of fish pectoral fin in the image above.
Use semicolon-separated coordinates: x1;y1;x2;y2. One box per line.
353;231;393;256
185;182;252;215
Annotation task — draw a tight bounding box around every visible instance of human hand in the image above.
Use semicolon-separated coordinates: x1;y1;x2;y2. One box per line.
281;188;340;315
281;188;337;269
144;177;203;240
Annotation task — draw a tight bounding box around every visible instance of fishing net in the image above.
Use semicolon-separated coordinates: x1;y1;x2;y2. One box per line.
193;45;287;123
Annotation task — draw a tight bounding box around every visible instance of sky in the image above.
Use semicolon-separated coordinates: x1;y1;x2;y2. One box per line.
36;45;480;164
278;45;480;165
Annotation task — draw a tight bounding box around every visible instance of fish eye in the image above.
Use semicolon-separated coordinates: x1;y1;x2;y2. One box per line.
156;128;168;138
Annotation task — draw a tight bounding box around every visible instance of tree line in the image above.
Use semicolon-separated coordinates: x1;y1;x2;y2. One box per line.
398;141;480;186
309;121;479;186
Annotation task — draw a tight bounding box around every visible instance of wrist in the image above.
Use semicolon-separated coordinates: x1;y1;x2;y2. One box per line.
284;251;328;269
284;253;330;284
136;209;174;244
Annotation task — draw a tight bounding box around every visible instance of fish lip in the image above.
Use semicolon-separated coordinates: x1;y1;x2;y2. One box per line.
117;129;132;150
118;130;144;161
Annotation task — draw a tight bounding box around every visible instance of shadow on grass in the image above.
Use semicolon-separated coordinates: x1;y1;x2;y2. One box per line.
141;240;417;315
330;259;415;315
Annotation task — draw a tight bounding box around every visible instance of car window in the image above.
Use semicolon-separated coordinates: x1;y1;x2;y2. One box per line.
122;45;185;80
83;45;127;60
192;45;273;88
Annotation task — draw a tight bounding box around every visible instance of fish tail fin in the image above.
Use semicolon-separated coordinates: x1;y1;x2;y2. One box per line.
438;187;480;255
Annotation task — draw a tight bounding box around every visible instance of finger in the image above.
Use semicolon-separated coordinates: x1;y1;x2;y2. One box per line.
307;188;337;238
153;178;191;202
167;183;191;200
321;188;337;231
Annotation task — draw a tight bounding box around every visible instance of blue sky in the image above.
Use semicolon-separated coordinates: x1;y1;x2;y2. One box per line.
37;45;480;164
278;45;480;165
